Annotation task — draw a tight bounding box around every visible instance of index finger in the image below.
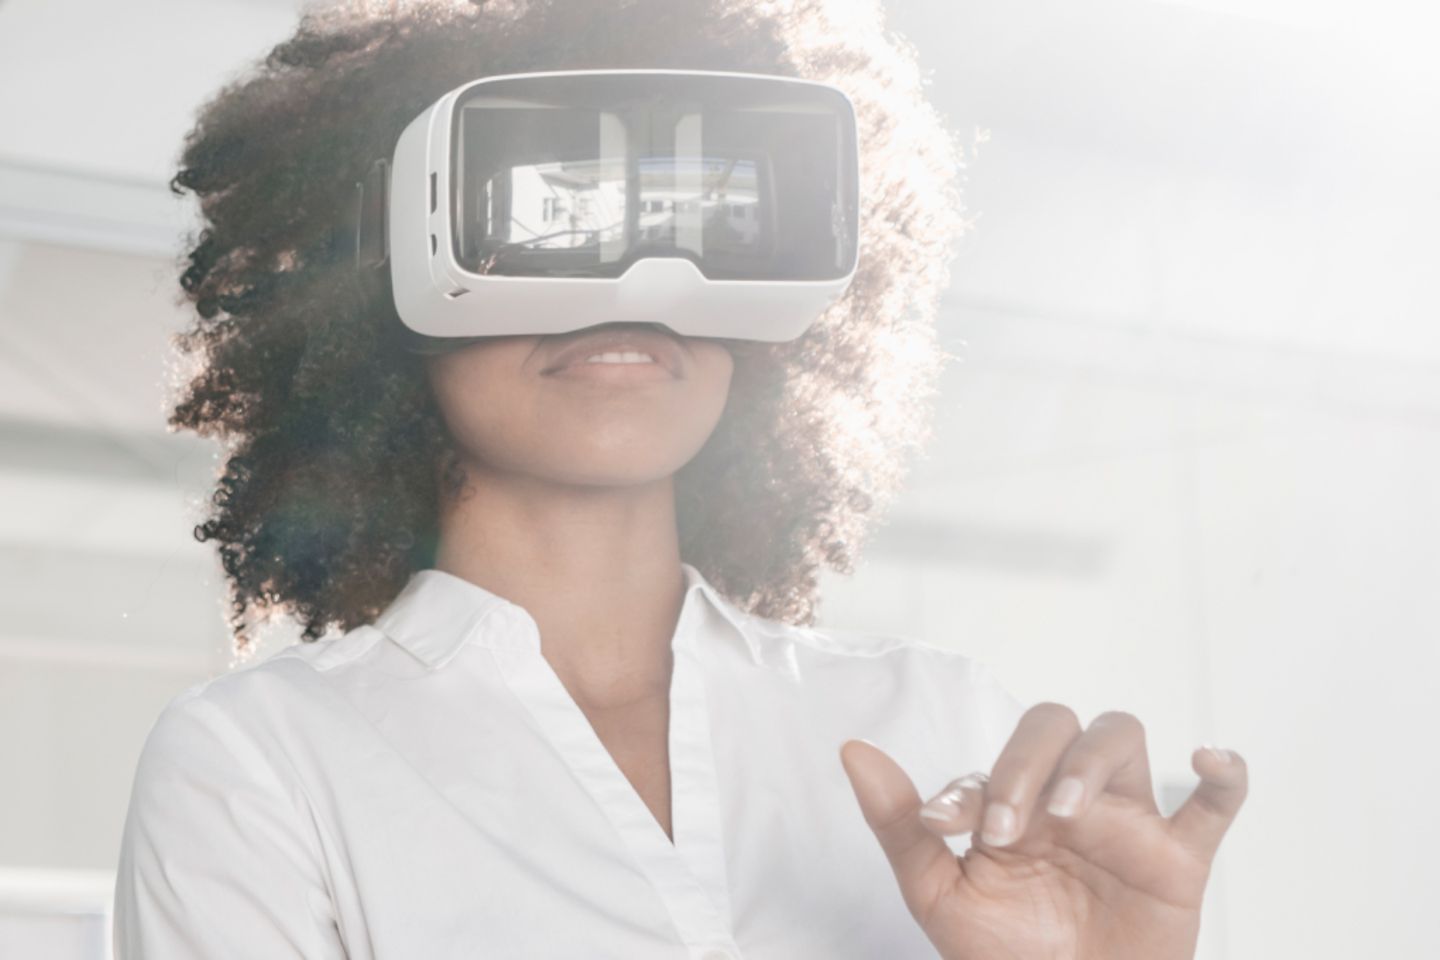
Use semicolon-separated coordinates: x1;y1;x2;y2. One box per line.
974;702;1082;848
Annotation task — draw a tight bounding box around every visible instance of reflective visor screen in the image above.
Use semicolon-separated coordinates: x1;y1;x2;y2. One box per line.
450;73;857;281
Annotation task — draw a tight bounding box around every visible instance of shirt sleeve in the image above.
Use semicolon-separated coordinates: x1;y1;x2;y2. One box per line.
112;684;348;960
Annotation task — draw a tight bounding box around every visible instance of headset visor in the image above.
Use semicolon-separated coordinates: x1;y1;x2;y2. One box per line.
449;73;858;282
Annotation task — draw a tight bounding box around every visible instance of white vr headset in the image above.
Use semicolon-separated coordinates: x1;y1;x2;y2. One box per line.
343;69;861;347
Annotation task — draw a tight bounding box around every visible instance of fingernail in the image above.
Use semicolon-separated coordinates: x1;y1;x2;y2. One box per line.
919;802;955;822
1046;777;1085;818
981;801;1016;846
919;787;967;822
1200;743;1235;764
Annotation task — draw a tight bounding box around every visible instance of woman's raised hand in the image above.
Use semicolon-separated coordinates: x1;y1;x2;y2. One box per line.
839;703;1248;960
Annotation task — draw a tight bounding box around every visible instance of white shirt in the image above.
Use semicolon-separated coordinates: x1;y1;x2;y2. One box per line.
114;562;1029;959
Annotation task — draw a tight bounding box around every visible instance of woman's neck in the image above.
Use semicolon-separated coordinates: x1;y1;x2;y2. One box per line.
432;465;686;711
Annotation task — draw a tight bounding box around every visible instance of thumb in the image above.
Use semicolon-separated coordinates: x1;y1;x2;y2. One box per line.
839;739;959;916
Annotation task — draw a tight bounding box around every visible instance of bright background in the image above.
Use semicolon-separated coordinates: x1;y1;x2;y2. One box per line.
1;0;1437;957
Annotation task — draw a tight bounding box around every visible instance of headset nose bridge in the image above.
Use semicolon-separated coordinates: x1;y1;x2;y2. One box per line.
615;257;709;306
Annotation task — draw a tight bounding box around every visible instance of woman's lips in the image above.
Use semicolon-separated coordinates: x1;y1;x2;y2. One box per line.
541;354;678;382
539;327;686;378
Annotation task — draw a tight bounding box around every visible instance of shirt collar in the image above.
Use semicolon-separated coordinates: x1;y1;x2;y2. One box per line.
374;561;762;671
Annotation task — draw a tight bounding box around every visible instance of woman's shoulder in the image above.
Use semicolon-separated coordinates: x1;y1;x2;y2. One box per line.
138;624;389;759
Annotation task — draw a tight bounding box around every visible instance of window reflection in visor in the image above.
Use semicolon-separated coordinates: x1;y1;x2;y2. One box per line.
450;73;858;281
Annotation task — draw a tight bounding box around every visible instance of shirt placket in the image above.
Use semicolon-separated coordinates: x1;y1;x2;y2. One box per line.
486;603;742;959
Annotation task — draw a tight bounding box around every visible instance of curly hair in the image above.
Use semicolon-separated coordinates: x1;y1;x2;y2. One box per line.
168;0;971;653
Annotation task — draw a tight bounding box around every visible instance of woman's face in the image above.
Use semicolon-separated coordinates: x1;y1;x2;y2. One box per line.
425;322;735;489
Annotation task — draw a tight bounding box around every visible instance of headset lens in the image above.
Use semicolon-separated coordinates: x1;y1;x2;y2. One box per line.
450;73;857;282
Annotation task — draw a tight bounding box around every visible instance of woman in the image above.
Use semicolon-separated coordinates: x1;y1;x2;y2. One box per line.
113;1;1248;957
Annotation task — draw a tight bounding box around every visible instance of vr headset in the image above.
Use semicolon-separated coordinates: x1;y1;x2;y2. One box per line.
344;69;860;348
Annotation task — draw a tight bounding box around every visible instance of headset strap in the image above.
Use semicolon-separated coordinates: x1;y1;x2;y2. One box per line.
335;157;389;271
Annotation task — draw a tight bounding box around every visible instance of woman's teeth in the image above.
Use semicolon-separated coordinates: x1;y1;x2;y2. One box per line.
584;351;656;364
